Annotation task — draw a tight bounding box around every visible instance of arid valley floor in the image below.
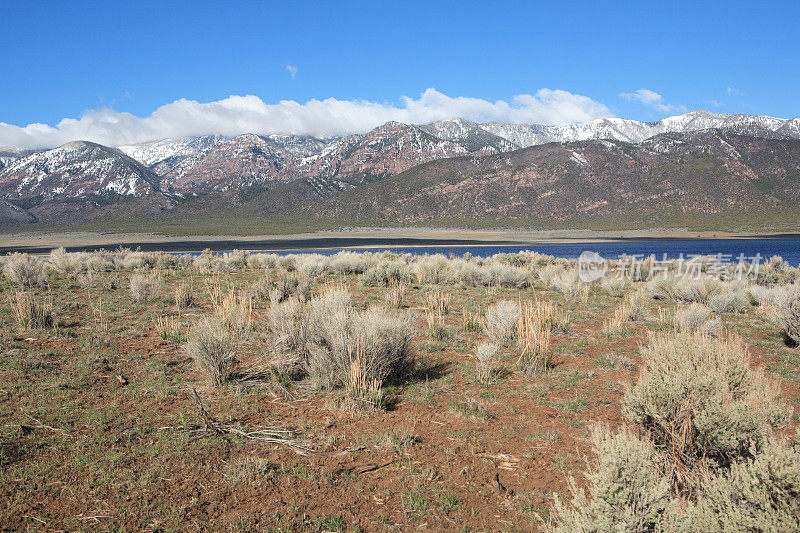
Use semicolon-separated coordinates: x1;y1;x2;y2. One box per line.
1;249;798;531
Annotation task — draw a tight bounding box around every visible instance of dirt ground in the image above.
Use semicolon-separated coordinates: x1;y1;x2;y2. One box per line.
1;265;797;531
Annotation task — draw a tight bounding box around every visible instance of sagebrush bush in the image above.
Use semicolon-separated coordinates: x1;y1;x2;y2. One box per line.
3;253;46;287
186;317;240;386
489;263;531;288
118;250;155;271
474;342;499;385
272;287;415;394
359;260;413;287
649;276;680;301
767;286;800;345
485;300;520;345
600;275;632;297
677;303;720;335
664;438;800;532
48;247;86;276
186;290;252;386
551;425;670;533
130;274;156;302
552;270;587;304
415;255;452;285
623;331;789;492
707;291;749;314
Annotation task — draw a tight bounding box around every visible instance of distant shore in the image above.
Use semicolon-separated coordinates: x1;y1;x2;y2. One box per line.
1;227;800;254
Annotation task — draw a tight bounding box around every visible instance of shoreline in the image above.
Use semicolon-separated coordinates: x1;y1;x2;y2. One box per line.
1;228;800;254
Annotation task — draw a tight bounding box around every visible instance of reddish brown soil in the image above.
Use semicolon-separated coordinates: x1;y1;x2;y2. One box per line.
0;270;797;531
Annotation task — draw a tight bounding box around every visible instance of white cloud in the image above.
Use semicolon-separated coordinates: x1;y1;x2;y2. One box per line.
620;88;687;114
0;88;612;149
285;65;298;79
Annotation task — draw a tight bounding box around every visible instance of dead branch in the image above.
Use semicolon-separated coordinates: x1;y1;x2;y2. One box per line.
182;389;311;455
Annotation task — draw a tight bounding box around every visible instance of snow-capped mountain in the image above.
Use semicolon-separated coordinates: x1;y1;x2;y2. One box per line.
3;110;800;206
481;110;798;148
0;141;160;199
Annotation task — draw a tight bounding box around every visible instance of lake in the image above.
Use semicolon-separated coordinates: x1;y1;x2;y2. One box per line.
264;237;800;266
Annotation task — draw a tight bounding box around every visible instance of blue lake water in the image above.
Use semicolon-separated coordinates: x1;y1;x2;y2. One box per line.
261;237;800;266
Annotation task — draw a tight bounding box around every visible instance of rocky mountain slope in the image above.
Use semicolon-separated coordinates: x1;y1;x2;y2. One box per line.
2;111;800;229
290;130;800;224
0;141;161;200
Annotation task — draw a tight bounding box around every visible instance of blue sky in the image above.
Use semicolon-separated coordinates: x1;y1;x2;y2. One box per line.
1;0;798;147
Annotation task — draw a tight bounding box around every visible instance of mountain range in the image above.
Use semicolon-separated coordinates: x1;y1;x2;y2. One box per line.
1;110;799;231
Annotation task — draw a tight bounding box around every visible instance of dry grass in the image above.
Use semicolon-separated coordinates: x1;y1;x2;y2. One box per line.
385;281;408;309
175;281;195;310
9;290;53;329
515;301;552;374
426;290;451;315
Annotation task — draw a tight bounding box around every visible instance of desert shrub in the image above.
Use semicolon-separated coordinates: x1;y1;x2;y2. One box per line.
489;263;531;288
3;253;46;287
85;252;114;272
450;259;492;287
766;286;800;345
302;288;415;393
675;278;726;304
247;253;278;270
130;274;156;302
359;260;413;287
216;250;248;272
649;276;680;301
600;275;632;297
664;438;800;532
118;250;155;271
551;425;671;533
268;297;307;371
537;265;564;288
485;300;520;345
48;247;86;276
186;291;252;386
186;317;240;386
552;270;588;304
296;254;327;279
415;254;452;285
326;251;376;275
475;342;499;385
676;303;721;335
707;291;749;314
9;290;53;329
192;249;215;272
268;270;300;304
516;301;551;374
623;331;789;493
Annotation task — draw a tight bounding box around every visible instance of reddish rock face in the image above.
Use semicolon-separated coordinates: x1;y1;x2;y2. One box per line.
300;131;800;223
159;134;292;193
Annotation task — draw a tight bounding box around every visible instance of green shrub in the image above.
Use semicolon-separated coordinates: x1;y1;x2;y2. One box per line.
664;439;800;532
551;425;670;533
623;331;789;492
